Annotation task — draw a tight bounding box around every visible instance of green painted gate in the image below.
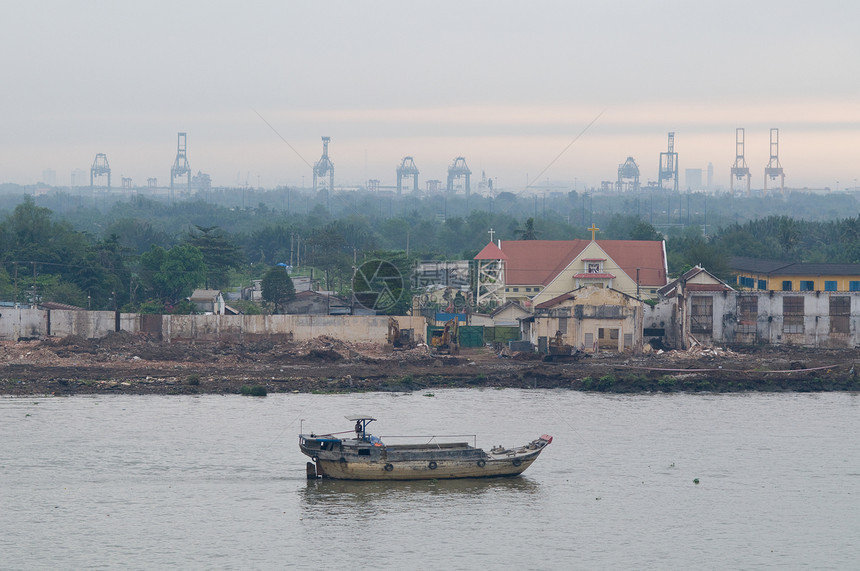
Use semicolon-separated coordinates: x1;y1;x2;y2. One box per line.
426;325;485;348
484;326;520;344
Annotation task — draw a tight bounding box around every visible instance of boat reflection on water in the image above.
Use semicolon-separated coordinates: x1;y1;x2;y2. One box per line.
300;475;541;512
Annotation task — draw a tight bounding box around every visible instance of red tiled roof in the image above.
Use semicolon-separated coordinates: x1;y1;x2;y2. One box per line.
497;239;666;287
474;242;508;260
496;240;589;285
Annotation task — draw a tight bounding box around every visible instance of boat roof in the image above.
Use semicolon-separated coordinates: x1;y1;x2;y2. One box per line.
345;415;376;422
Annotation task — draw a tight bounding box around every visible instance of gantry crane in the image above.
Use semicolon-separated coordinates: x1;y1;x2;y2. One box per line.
764;128;785;195
396;156;419;195
730;128;751;195
658;133;679;192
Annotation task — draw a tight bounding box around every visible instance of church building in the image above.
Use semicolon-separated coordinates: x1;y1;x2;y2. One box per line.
474;225;668;309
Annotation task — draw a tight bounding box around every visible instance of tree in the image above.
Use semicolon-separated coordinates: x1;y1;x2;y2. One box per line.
0;265;13;301
515;217;540;240
629;221;663;241
185;225;243;290
261;266;295;313
39;277;88;308
138;244;206;304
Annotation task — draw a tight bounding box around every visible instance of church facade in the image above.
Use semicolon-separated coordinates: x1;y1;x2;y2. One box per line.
474;226;668;309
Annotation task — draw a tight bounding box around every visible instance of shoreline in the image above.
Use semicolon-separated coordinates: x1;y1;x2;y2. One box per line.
2;335;858;396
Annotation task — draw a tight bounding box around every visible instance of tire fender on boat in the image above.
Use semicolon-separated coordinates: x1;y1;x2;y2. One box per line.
428;461;438;470
477;459;486;468
512;457;523;467
384;463;394;472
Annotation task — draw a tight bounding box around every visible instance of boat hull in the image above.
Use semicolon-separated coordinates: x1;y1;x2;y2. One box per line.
314;452;542;481
300;434;552;481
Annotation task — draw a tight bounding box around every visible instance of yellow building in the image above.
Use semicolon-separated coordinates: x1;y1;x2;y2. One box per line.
731;257;860;292
474;226;668;310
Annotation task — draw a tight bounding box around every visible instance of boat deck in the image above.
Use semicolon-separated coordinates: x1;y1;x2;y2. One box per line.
366;442;473;451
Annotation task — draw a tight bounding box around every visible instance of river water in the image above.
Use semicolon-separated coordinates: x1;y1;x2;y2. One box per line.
2;389;859;570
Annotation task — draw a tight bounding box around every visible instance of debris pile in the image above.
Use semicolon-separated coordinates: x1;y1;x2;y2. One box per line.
682;345;739;358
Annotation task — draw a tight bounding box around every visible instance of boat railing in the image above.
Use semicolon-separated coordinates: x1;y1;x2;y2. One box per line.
378;434;477;448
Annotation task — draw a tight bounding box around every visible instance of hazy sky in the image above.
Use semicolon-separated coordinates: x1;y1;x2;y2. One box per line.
2;1;859;191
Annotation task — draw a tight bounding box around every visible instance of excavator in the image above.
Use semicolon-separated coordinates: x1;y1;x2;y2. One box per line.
429;317;459;354
543;330;584;362
387;317;415;349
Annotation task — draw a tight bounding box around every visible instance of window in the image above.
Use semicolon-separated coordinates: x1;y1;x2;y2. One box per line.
850;281;860;292
825;281;837;292
782;281;793;291
739;276;755;288
783;296;804;334
598;328;619;349
758;280;767;290
830;296;850;334
799;280;814;291
587;262;601;273
623;333;633;349
691;296;713;334
737;295;758;334
512;287;519;292
525;287;531;292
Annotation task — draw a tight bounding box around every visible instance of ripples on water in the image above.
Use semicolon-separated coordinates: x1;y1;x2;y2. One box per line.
2;390;859;570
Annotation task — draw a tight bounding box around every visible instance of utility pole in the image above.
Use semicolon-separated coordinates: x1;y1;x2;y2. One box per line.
636;268;641;299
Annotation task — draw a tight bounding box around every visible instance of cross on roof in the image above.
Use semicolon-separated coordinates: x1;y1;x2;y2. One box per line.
588;223;599;241
488;227;496;242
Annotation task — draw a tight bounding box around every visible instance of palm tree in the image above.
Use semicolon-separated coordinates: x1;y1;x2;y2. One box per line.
515;217;540;240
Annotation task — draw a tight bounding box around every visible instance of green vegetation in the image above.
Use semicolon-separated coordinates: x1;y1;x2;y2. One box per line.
2;185;860;314
261;266;295;313
240;385;267;396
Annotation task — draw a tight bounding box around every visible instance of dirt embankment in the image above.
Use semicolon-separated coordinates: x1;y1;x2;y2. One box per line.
1;332;858;396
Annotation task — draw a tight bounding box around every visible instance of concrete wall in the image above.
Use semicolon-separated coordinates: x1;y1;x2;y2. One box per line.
673;290;860;348
162;314;428;344
0;308;426;345
48;310;139;339
0;308;46;340
644;301;676;348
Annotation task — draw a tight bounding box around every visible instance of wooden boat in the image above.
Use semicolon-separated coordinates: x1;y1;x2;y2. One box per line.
299;416;552;481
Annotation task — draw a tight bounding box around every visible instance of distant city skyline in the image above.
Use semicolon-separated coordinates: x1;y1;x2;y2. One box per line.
3;2;859;191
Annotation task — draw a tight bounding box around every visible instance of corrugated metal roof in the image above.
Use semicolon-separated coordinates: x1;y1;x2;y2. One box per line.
731;257;860;276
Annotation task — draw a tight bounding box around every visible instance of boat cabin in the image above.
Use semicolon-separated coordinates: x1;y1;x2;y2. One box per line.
348;415;376;440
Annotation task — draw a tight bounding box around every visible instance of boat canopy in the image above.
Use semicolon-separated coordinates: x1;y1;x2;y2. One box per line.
347;416;376;439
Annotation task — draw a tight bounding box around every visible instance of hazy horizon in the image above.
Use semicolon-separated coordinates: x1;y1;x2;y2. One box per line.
3;2;859;191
